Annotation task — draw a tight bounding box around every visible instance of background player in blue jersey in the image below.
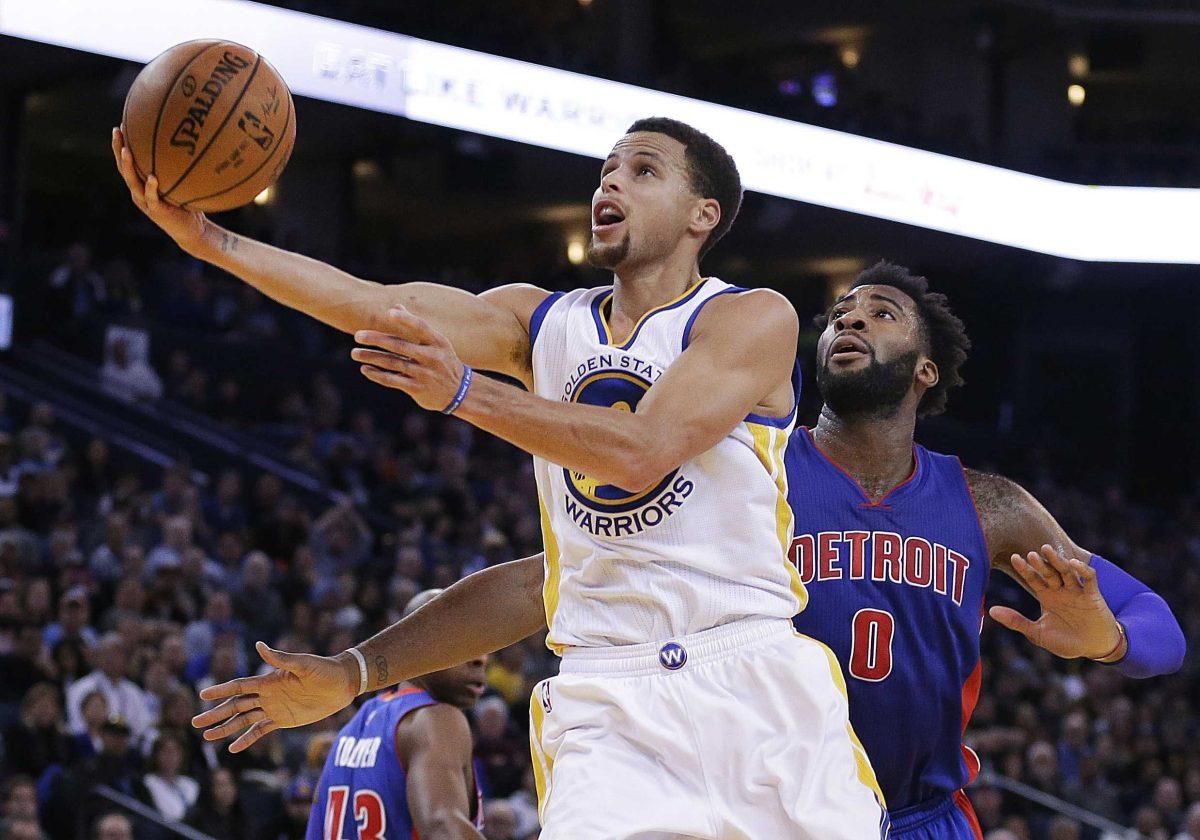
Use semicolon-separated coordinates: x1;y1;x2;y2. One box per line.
305;590;487;840
195;267;1183;838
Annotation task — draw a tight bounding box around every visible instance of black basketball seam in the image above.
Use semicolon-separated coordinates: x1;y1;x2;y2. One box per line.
179;83;294;209
160;54;263;199
146;40;215;181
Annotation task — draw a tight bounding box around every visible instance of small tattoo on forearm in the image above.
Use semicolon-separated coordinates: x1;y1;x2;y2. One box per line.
220;232;239;253
374;655;388;685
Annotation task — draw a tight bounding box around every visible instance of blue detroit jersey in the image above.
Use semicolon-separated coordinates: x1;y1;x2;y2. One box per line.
785;428;989;811
307;687;482;840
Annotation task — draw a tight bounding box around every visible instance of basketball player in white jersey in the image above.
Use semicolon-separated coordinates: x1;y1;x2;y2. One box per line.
115;117;886;838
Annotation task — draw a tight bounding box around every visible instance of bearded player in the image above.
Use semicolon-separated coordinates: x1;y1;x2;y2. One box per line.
117;117;887;838
193;259;1182;838
306;591;486;840
785;260;1183;837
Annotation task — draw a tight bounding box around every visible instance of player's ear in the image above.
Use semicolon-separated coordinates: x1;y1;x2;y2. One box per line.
916;357;939;390
692;198;720;238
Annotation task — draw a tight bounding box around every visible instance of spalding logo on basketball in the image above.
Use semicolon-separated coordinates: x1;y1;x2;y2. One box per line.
122;39;297;213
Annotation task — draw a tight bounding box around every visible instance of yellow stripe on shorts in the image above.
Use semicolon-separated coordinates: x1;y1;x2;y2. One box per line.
528;687;554;821
812;635;887;811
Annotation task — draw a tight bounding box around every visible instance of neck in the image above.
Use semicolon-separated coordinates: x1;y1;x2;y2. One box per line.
811;404;917;502
610;251;702;324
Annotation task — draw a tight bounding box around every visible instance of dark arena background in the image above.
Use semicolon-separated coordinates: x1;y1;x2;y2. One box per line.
0;1;1198;838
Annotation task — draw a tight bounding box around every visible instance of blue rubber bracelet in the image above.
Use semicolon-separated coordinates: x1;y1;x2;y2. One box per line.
441;365;473;415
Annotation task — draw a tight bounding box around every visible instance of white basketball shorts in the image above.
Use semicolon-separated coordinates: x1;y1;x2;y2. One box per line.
528;616;889;839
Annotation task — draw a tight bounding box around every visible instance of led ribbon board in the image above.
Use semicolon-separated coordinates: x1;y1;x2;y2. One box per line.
2;0;1197;262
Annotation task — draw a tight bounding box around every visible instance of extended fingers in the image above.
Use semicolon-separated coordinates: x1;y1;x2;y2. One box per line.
198;675;265;703
201;707;269;743
229;718;279;753
1026;550;1066;589
1041;545;1084;589
191;693;262;729
1069;557;1098;591
1010;553;1049;590
359;364;413;390
350;347;417;373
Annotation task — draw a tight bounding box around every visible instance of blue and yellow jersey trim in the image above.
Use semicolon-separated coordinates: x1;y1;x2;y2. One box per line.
538;488;564;654
744;359;804;609
591;278;711;349
746;419;806;611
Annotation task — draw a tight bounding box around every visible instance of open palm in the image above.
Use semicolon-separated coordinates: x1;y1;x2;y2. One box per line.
192;641;358;752
989;545;1122;660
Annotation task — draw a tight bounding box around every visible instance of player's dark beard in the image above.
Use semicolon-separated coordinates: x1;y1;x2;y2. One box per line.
587;232;631;269
816;349;918;419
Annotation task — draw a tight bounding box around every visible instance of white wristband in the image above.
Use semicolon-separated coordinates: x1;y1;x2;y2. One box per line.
347;647;368;696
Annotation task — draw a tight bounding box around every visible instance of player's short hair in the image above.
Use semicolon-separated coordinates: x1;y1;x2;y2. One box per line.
814;261;971;417
625;117;743;259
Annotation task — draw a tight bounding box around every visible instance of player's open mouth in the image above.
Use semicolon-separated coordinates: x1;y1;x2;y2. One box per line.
829;335;870;359
592;200;626;234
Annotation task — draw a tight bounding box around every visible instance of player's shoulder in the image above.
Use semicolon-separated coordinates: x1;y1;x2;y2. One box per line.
398;701;470;740
690;284;798;344
395;701;472;760
479;283;555;326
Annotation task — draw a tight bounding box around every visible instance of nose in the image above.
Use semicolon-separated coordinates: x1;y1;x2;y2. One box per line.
834;309;866;332
600;171;622;194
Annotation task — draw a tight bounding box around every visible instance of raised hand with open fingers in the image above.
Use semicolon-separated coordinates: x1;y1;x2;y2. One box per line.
989;544;1125;661
110;126;208;255
192;641;359;753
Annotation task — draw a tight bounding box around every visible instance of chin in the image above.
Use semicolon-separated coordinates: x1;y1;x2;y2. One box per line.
586;237;631;270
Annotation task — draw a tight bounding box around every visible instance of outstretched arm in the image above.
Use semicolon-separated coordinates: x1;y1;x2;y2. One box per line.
401;705;486;840
112;128;544;383
192;554;546;751
354;289;798;491
969;470;1185;676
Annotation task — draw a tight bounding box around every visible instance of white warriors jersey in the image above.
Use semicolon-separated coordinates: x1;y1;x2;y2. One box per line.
528;277;807;650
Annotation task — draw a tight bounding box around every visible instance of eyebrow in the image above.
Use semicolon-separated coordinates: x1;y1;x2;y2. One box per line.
602;149;668;170
830;292;908;312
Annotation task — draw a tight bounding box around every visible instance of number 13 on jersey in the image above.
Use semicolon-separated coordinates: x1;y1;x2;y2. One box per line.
324;786;386;840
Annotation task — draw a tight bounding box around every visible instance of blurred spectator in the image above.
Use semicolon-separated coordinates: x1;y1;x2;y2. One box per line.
1177;802;1200;840
91;812;133;840
2;683;69;779
483;799;518;840
68;690;109;761
99;330;162;404
43;587;97;649
65;633;155;739
474;696;527;799
232;551;287;648
0;624;52;722
137;732;199;822
258;775;313;840
46;716;140;837
184;767;248;839
45;242;102;327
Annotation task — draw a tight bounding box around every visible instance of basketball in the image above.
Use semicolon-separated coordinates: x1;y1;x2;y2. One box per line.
121;39;296;213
